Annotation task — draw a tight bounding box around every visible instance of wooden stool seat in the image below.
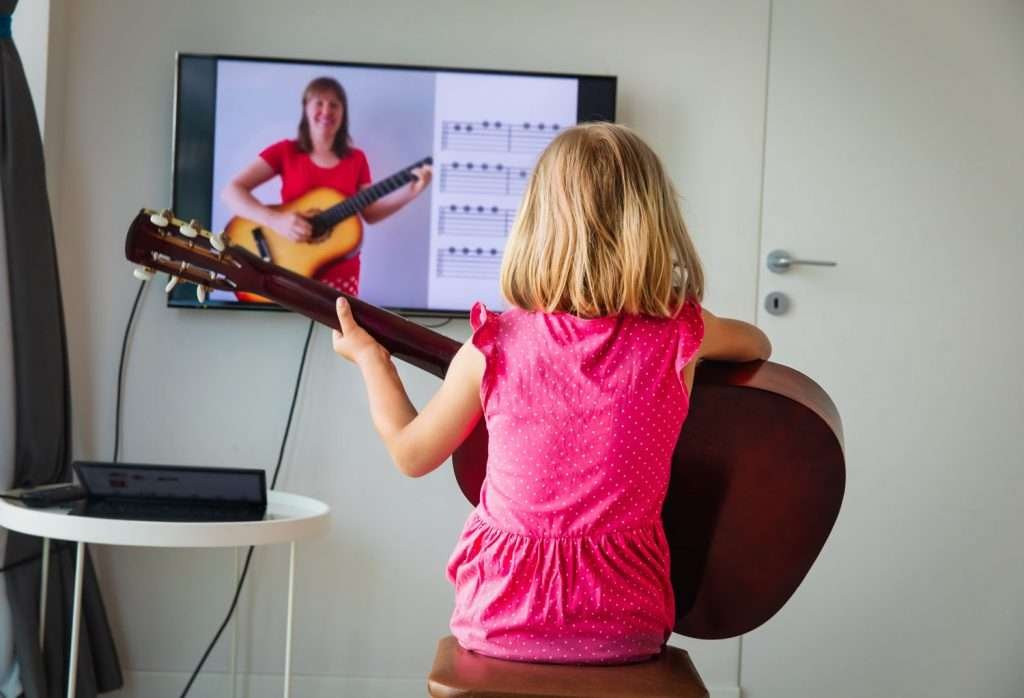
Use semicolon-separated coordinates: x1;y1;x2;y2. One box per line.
427;636;708;698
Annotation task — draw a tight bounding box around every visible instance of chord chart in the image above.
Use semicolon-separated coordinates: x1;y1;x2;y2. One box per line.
441;120;562;154
439;161;530;196
439;204;517;238
436;246;503;280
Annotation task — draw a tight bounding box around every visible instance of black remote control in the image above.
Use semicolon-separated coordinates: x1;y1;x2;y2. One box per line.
10;483;87;508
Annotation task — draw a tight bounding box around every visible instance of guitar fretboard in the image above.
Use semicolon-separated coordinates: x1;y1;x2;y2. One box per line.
311;157;432;232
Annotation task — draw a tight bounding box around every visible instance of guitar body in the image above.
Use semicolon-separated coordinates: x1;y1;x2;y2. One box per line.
223;187;362;302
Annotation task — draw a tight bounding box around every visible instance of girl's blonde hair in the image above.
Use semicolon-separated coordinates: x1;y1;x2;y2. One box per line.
500;122;704;318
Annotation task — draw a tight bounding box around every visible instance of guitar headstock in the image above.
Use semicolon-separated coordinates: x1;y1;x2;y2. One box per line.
125;205;461;378
125;208;261;302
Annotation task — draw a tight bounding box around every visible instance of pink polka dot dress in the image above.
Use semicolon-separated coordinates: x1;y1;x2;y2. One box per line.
446;298;705;664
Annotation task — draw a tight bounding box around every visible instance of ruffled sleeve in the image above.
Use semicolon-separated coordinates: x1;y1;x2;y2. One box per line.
469;301;499;356
675;298;705;373
470;302;501;402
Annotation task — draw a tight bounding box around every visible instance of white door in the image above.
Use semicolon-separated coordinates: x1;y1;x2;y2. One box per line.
744;2;1024;697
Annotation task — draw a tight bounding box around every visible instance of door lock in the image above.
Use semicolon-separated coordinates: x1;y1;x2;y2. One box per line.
764;291;790;316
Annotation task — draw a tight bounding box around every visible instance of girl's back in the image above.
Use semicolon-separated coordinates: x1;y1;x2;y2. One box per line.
330;122;769;667
447;298;704;663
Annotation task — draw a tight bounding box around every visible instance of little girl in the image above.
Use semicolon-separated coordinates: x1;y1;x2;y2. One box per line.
332;123;771;664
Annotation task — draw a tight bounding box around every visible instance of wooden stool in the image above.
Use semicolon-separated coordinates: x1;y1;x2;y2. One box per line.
428;636;708;698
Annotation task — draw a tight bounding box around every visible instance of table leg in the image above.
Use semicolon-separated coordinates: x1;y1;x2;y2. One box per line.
39;537;50;649
66;541;85;698
231;546;240;698
283;542;295;698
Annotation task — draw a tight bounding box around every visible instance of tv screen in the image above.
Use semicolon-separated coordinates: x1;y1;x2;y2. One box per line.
171;54;616;316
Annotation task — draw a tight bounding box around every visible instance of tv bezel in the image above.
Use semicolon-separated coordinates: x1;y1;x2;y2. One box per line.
169;51;617;318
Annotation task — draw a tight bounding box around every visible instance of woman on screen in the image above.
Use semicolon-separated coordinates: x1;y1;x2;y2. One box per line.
221;76;432;295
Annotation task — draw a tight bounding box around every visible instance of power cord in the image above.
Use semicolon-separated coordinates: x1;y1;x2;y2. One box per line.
417;317;453;329
114;279;149;461
179;319;315;698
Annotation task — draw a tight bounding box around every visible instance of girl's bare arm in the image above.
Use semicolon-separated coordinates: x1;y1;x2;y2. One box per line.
697;308;772;363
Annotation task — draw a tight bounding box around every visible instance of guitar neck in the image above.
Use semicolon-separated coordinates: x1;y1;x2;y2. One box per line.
233;247;459;378
315;158;430;229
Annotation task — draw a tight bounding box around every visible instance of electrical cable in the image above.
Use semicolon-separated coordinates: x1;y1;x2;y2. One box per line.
179;319;315;697
417;317;453;329
114;279;149;462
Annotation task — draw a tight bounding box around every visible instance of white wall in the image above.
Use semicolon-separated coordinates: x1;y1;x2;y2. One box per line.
11;0;48;134
39;1;769;696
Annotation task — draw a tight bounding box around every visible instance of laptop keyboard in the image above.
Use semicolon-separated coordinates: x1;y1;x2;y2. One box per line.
76;499;265;522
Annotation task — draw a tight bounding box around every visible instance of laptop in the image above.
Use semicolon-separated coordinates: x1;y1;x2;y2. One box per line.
70;461;267;522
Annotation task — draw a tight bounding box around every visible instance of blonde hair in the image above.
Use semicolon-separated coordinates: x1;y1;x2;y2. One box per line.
500;122;704;318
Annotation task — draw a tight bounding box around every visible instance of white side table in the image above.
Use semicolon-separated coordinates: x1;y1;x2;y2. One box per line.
0;490;330;698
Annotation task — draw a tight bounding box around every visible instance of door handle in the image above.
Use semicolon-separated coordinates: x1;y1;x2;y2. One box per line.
767;249;837;274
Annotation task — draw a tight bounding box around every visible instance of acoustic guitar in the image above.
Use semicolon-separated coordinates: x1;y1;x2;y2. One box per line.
222;156;432;301
125;209;845;640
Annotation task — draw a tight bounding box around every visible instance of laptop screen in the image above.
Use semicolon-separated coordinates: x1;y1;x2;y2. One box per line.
73;461;266;505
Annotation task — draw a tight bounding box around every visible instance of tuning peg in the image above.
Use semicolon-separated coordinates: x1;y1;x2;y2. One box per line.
164;275;179;293
180;219;200;239
196;285;208;304
133;266;155;281
208;231;226;252
149;210;169;227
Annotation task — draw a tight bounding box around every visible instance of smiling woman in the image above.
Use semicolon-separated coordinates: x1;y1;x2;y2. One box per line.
221;75;433;297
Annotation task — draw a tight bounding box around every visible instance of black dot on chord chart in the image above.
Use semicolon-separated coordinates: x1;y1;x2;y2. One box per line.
454;124;462;131
448;247;456;254
490;249;498;255
553;124;560;130
519;170;527;177
450;204;457;211
463;205;471;212
496;164;504;171
452;162;460;168
483;120;490;127
496;121;502;128
462;247;470;254
476;248;483;255
467;125;473;132
477;206;484;212
491;206;499;213
482;163;489;170
539;123;546;130
467;162;474;169
523;122;530;129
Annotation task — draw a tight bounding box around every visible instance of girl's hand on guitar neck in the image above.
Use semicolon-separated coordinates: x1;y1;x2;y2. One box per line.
272;210;313;242
332;297;386;366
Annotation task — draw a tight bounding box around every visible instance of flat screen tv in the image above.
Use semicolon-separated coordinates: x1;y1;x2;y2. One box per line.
170;53;616;316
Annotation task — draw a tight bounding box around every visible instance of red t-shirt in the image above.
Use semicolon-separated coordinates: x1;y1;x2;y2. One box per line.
258;139;372;203
258;139;372;294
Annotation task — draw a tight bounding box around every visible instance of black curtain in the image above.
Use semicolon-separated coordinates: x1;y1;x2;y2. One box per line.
0;2;121;696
